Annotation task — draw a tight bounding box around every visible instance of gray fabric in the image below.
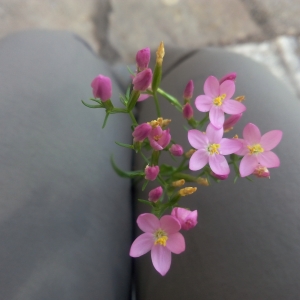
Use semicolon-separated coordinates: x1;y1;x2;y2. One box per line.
0;30;133;300
134;48;300;299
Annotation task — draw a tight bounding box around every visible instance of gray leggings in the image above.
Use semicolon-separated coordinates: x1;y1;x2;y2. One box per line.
0;30;299;300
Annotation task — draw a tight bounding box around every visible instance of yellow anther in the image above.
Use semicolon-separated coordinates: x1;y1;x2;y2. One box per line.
154;229;168;246
156;117;163;126
208;143;220;155
172;179;185;187
148;120;159;128
248;144;264;155
185;149;196;158
233;134;239;139
213;94;226;106
196;177;209;186
162;118;171;127
178;187;197;196
224;127;233;133
156;41;165;66
235;95;245;102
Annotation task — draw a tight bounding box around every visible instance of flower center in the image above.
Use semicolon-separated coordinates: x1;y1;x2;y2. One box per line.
208;143;220;155
247;144;264;155
153;134;162;141
213;94;226;106
154;229;168;246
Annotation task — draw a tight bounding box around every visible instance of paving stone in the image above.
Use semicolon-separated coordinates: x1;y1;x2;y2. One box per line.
0;0;100;52
109;0;262;62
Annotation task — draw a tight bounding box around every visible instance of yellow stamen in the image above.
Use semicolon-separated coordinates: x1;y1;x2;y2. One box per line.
248;144;264;155
185;149;196;158
213;94;226;106
154;229;168;246
196;177;209;186
156;42;165;66
208;143;220;155
162;118;171;127
172;179;185;187
233;134;239;139
179;187;197;196
235;95;245;102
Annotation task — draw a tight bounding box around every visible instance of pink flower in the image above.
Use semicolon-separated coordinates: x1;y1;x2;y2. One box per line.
132;68;152;91
219;72;237;84
210;171;229;180
132;123;152;142
148;126;171;150
188;123;242;175
148;186;163;202
136;48;150;71
183;103;194;120
183;80;194;100
145;165;160;181
171;208;198;230
129;213;185;276
195;76;246;129
169;144;184;156
223;113;242;132
91;74;112;102
235;123;282;177
253;164;270;178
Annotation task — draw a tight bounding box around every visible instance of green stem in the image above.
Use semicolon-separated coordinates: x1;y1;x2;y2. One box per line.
157;88;182;111
153;92;161;117
129;111;138;125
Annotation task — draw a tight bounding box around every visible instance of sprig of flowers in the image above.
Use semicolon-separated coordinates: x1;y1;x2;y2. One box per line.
82;42;282;276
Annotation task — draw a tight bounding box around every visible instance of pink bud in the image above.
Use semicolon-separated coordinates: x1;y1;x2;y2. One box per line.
171;207;198;230
132;68;152;91
183;80;194;100
169;144;184;156
211;171;229;180
91;75;112;102
223;113;242;131
219;72;237;84
136;48;150;71
145;165;160;181
253;164;270;178
183;103;194;120
148;186;163;202
132;123;152;142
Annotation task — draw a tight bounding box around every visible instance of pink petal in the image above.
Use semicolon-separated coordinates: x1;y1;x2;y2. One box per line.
243;123;261;144
222;100;246;115
260;130;283;151
206;123;223;143
234;139;249;156
220;138;242;155
239;155;258;177
219;80;235;99
204;76;219;97
195;95;213;112
166;232;185;254
137;94;151;102
258;151;280;168
209;154;230;176
129;233;154;257
189;149;209;171
209;106;224;129
137;213;160;233
160;215;181;235
188;129;208;149
151;245;171;276
149;138;163;151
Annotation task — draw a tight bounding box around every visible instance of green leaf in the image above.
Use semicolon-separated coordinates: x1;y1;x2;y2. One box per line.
102;113;110;129
138;199;153;207
115;141;133;149
81;100;102;109
159;164;176;176
142;180;149;191
110;156;144;178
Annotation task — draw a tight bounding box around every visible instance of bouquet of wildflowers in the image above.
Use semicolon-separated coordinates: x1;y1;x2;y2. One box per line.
82;42;282;276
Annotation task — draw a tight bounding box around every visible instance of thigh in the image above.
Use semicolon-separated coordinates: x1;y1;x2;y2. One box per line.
0;30;132;300
134;48;300;300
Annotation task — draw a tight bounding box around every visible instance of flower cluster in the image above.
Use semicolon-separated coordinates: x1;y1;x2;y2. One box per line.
82;43;282;276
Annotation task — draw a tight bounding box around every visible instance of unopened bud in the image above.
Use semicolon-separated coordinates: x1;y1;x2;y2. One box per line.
183;80;194;100
219;72;237;84
145;165;160;181
136;47;150;71
132;123;152;142
223;113;242;132
132;68;153;91
148;186;163;202
183;103;194;120
169;144;184;156
91;74;112;102
196;177;209;186
172;179;185;187
178;187;197;197
171;207;198;230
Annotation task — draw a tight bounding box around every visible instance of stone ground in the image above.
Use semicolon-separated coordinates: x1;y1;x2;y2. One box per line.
0;0;300;96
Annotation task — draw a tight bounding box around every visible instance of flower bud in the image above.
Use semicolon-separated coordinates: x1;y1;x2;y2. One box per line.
136;47;150;71
223;113;242;132
253;165;270;178
183;80;194;100
91;75;112;102
145;165;160;181
211;171;229;180
132;123;152;142
148;186;163;202
169;144;184;156
171;207;198;230
183;103;194;120
132;68;153;91
219;72;237;84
